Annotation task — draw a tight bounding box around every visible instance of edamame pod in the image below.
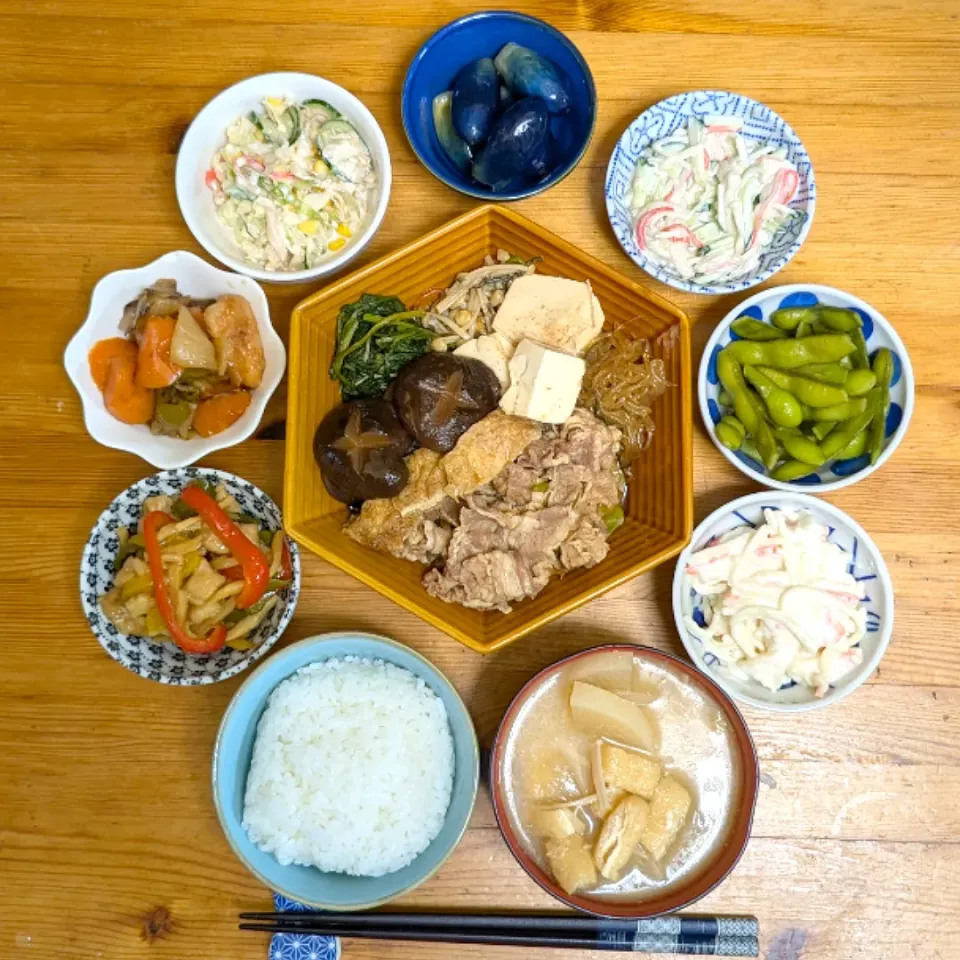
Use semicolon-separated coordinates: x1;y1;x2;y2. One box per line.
717;389;733;407
850;328;871;369
770;307;817;331
716;351;779;469
805;398;868;421
776;429;828;466
793;362;849;385
836;431;868;460
817;307;862;332
743;365;804;427
795;318;815;338
730;317;787;341
820;404;876;458
772;459;819;482
723;334;856;370
867;348;895;464
716;416;746;451
756;366;850;408
812;420;838;441
844;369;877;397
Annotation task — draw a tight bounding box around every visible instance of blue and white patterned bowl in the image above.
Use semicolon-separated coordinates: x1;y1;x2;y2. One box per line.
80;467;300;685
699;283;914;492
605;90;815;294
672;492;894;713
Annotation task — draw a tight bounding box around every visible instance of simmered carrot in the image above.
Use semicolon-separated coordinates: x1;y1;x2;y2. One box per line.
192;391;251;437
88;338;137;391
103;354;154;425
136;315;180;389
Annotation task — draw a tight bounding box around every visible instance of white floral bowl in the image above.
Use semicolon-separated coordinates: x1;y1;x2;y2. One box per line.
699;283;914;492
175;71;391;283
672;492;893;713
80;467;300;685
605;90;815;295
64;250;285;469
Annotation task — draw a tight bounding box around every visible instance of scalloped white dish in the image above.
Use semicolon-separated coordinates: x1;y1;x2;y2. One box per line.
64;250;285;469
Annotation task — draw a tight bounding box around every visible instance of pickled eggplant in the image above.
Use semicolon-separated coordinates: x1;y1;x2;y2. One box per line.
451;57;499;146
494;42;571;114
472;97;550;190
431;92;472;173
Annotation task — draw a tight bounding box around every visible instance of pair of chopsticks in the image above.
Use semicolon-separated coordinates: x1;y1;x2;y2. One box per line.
240;911;760;956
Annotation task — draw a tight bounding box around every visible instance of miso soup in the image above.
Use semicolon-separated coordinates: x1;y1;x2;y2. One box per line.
500;648;742;902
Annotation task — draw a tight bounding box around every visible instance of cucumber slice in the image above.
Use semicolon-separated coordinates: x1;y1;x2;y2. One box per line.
302;98;341;119
282;106;301;144
317;120;372;183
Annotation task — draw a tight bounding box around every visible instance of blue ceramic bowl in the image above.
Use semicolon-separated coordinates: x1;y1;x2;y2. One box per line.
212;633;479;909
606;90;815;294
699;284;914;492
402;12;596;200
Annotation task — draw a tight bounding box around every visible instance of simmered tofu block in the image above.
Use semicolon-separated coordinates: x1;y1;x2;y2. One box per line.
530;805;584;840
569;682;657;751
593;795;649;881
602;743;662;799
545;835;598;895
639;776;692;861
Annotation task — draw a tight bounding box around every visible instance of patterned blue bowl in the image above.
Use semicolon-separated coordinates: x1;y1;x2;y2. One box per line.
402;11;596;200
672;492;894;712
699;284;914;492
605;90;815;294
212;633;480;910
80;467;300;685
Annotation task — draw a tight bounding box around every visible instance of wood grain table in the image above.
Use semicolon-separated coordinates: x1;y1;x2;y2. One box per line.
2;2;958;958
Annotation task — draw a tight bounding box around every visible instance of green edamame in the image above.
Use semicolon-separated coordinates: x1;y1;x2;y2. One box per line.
806;398;868;421
816;307;862;332
776;429;828;466
740;438;762;463
795;318;815;338
850;328;870;369
793;362;850;385
730;317;787;341
836;431;868;460
716;416;746;451
820;404;876;458
716;351;779;470
770;307;817;331
723;334;856;370
772;459;819;482
743;366;804;428
717;389;733;407
844;369;877;397
812;421;837;441
756;366;850;408
867;349;895;464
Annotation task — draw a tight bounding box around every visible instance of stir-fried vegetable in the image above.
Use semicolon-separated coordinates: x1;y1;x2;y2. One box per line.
99;482;292;652
330;294;434;399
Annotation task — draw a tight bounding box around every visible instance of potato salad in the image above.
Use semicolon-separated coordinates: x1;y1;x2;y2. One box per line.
207;97;376;272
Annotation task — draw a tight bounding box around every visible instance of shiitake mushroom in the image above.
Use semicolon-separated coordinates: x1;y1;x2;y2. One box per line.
392;353;501;453
314;399;415;503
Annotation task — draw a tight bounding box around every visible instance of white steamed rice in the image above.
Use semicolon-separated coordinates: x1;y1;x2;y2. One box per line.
242;656;455;877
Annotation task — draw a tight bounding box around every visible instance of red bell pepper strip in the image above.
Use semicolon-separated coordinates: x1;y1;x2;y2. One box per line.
142;511;227;654
180;485;270;609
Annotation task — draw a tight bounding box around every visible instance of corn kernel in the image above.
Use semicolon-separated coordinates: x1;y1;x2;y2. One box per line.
328;238;346;251
313;159;330;175
265;97;284;108
297;220;319;235
336;223;352;238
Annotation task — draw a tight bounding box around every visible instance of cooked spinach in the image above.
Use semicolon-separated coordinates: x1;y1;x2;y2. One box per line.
330;293;434;399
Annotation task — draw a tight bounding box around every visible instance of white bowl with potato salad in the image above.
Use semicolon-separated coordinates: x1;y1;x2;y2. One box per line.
176;72;391;283
672;492;892;712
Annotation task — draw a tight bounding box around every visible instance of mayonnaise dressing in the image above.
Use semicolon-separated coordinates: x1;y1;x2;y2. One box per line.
683;508;866;697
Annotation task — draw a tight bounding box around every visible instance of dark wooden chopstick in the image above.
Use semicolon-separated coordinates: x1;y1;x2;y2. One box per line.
239;912;760;956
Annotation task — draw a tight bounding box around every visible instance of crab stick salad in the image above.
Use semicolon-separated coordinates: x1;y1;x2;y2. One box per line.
627;116;800;285
207;97;377;272
682;508;866;697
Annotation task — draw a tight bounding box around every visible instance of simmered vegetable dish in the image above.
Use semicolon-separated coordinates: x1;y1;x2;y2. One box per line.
100;481;292;653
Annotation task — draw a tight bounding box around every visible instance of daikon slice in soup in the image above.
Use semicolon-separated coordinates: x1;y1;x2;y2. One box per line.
500;649;741;901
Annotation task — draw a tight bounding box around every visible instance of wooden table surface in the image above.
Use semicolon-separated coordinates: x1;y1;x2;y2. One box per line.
2;2;959;958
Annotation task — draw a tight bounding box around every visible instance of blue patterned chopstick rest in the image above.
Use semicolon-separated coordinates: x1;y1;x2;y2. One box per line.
268;894;339;960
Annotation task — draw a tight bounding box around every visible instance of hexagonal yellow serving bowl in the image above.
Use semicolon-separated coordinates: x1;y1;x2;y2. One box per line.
284;204;693;654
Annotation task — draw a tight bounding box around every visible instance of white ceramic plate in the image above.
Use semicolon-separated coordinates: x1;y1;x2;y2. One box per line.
698;284;914;492
176;72;391;283
64;250;285;469
672;492;894;712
